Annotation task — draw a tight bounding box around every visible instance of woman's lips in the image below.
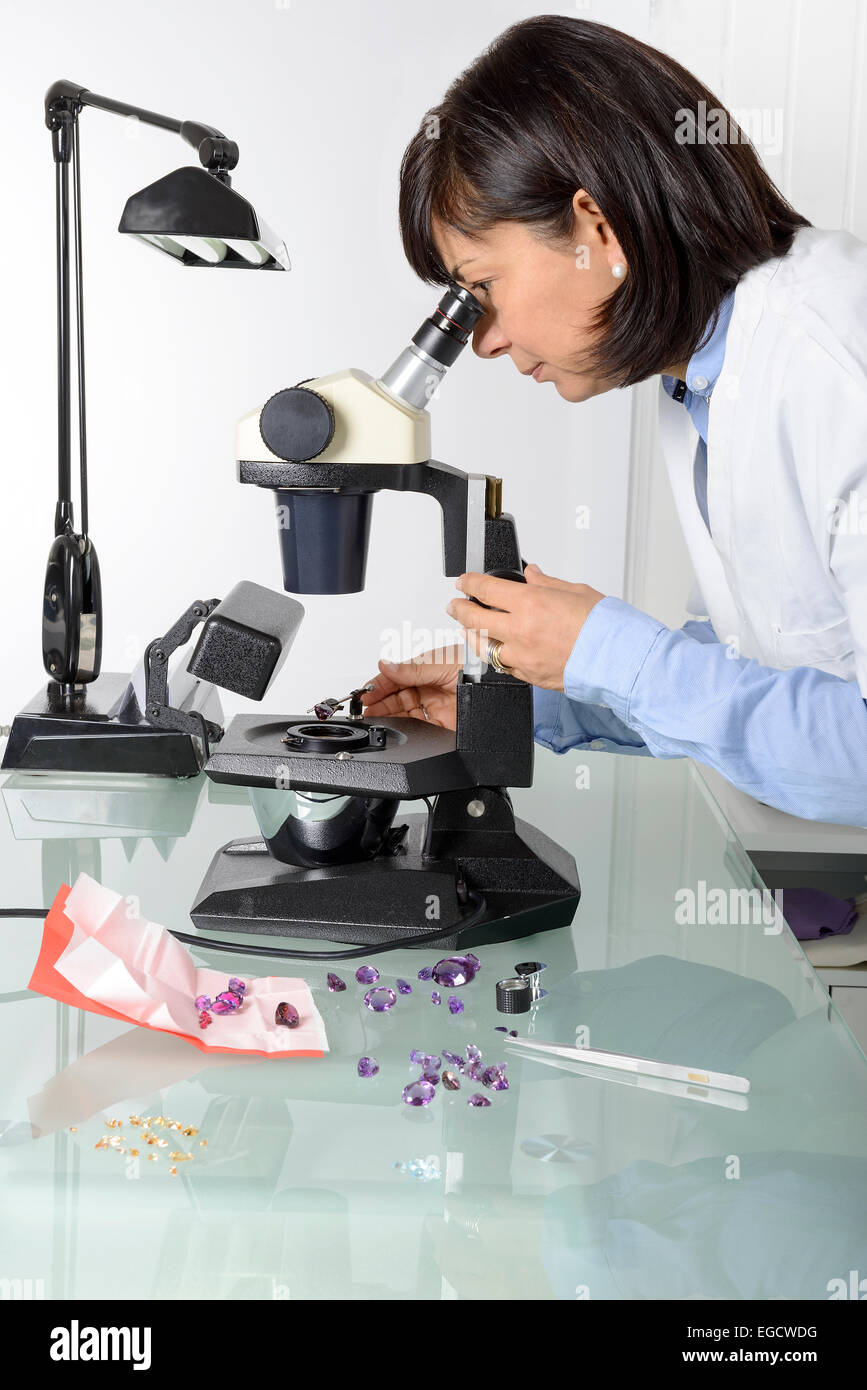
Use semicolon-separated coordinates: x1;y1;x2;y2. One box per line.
532;362;545;381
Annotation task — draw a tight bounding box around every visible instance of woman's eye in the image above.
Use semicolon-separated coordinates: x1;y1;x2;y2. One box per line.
471;280;492;296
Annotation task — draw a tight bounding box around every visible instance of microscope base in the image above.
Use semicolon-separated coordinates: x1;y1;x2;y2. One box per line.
190;806;580;950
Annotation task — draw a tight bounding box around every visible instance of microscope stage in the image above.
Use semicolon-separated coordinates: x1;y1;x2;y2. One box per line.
203;713;483;796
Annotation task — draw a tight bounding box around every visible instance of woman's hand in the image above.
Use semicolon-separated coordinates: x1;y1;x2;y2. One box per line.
445;564;605;689
360;644;464;730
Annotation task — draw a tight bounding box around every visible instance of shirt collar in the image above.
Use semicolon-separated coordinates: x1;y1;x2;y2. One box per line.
662;289;735;399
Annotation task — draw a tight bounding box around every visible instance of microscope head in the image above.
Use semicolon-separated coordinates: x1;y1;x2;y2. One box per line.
235;284;484;594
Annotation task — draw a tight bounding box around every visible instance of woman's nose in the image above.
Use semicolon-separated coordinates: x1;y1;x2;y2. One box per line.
472;316;511;360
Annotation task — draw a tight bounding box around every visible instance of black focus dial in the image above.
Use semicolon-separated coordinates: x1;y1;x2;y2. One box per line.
259;385;335;462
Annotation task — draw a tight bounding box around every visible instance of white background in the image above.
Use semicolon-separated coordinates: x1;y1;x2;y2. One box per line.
1;0;864;724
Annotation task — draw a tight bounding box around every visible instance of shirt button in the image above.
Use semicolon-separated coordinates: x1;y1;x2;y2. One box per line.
589;739;606;750
690;374;709;391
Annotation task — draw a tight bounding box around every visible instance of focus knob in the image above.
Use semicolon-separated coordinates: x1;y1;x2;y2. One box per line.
260;385;335;462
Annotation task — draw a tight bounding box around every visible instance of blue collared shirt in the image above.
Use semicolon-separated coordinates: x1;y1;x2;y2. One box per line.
532;294;867;826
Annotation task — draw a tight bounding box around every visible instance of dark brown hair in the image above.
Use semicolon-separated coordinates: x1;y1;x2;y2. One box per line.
398;15;810;386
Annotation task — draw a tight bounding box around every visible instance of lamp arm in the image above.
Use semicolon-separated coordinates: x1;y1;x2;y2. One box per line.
44;80;240;173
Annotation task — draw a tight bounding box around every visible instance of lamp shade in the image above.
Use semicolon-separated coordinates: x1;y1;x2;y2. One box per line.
118;165;290;269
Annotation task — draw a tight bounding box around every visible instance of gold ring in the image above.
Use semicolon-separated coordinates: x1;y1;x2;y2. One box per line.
486;639;513;675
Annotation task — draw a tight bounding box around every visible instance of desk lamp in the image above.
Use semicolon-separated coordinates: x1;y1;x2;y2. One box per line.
1;81;289;777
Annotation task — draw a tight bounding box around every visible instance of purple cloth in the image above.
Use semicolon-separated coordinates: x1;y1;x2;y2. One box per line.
780;887;858;941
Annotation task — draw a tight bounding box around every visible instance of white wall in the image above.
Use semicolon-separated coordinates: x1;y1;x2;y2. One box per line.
626;0;867;625
0;0;649;727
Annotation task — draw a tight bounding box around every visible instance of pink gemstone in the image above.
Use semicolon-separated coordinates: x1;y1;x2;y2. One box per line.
275;1001;300;1028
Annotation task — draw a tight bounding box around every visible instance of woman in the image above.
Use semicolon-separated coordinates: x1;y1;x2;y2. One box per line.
361;15;867;827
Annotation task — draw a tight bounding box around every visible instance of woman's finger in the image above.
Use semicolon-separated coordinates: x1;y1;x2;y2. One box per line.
446;595;510;637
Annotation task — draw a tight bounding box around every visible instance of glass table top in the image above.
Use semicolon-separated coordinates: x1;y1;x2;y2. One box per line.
1;749;865;1301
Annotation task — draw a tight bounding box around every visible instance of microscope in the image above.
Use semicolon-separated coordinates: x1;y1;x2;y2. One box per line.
171;285;580;952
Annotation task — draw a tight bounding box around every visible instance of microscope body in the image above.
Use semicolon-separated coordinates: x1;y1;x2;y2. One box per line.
189;287;580;947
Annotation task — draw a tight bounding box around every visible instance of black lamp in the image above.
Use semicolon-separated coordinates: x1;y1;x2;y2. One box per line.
2;81;289;778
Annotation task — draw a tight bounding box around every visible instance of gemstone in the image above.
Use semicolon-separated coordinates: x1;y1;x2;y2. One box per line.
448;997;464;1015
431;991;442;1006
466;952;481;969
198;1010;212;1030
442;1051;463;1069
355;965;379;984
432;955;478;988
402;1080;436;1107
465;1061;483;1081
357;1056;379;1078
212;991;241;1014
494;1026;508;1032
467;1093;491;1107
482;1065;509;1091
275;1001;300;1028
227;978;246;996
422;1054;441;1070
327;972;347;993
421;1068;440;1086
363;986;397;1012
195;994;211;1012
417;966;433;981
509;1030;518;1038
442;1070;461;1091
409;1049;427;1064
396;979;412;995
466;1044;482;1062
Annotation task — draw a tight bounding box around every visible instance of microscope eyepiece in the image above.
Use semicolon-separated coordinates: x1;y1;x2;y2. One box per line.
377;284;485;411
410;283;485;368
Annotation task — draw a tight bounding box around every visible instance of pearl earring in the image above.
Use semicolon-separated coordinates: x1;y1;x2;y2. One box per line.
611;262;627;279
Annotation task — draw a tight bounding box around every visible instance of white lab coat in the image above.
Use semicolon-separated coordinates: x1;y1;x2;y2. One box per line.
657;224;867;699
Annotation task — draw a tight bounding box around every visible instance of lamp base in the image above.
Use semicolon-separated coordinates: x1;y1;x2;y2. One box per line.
1;673;222;777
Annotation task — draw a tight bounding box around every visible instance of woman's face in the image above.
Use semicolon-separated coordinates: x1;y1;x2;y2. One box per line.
431;190;628;403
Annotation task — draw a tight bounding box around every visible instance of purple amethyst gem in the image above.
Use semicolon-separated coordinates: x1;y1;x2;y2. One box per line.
211;991;241;1014
355;965;379;985
422;1054;441;1070
448;996;464;1015
442;1051;463;1069
467;1093;491;1107
275;1001;300;1028
465;1061;483;1082
432;955;478;988
442;1071;461;1091
357;1056;379;1078
466;953;481;970
409;1049;427;1064
227;978;246;997
466;1044;482;1062
431;991;442;1006
482;1065;509;1091
402;1079;436;1107
417;966;434;981
363;986;396;1013
396;979;412;995
421;1068;440;1086
194;994;211;1012
494;1026;508;1033
509;1030;518;1038
327;972;347;993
